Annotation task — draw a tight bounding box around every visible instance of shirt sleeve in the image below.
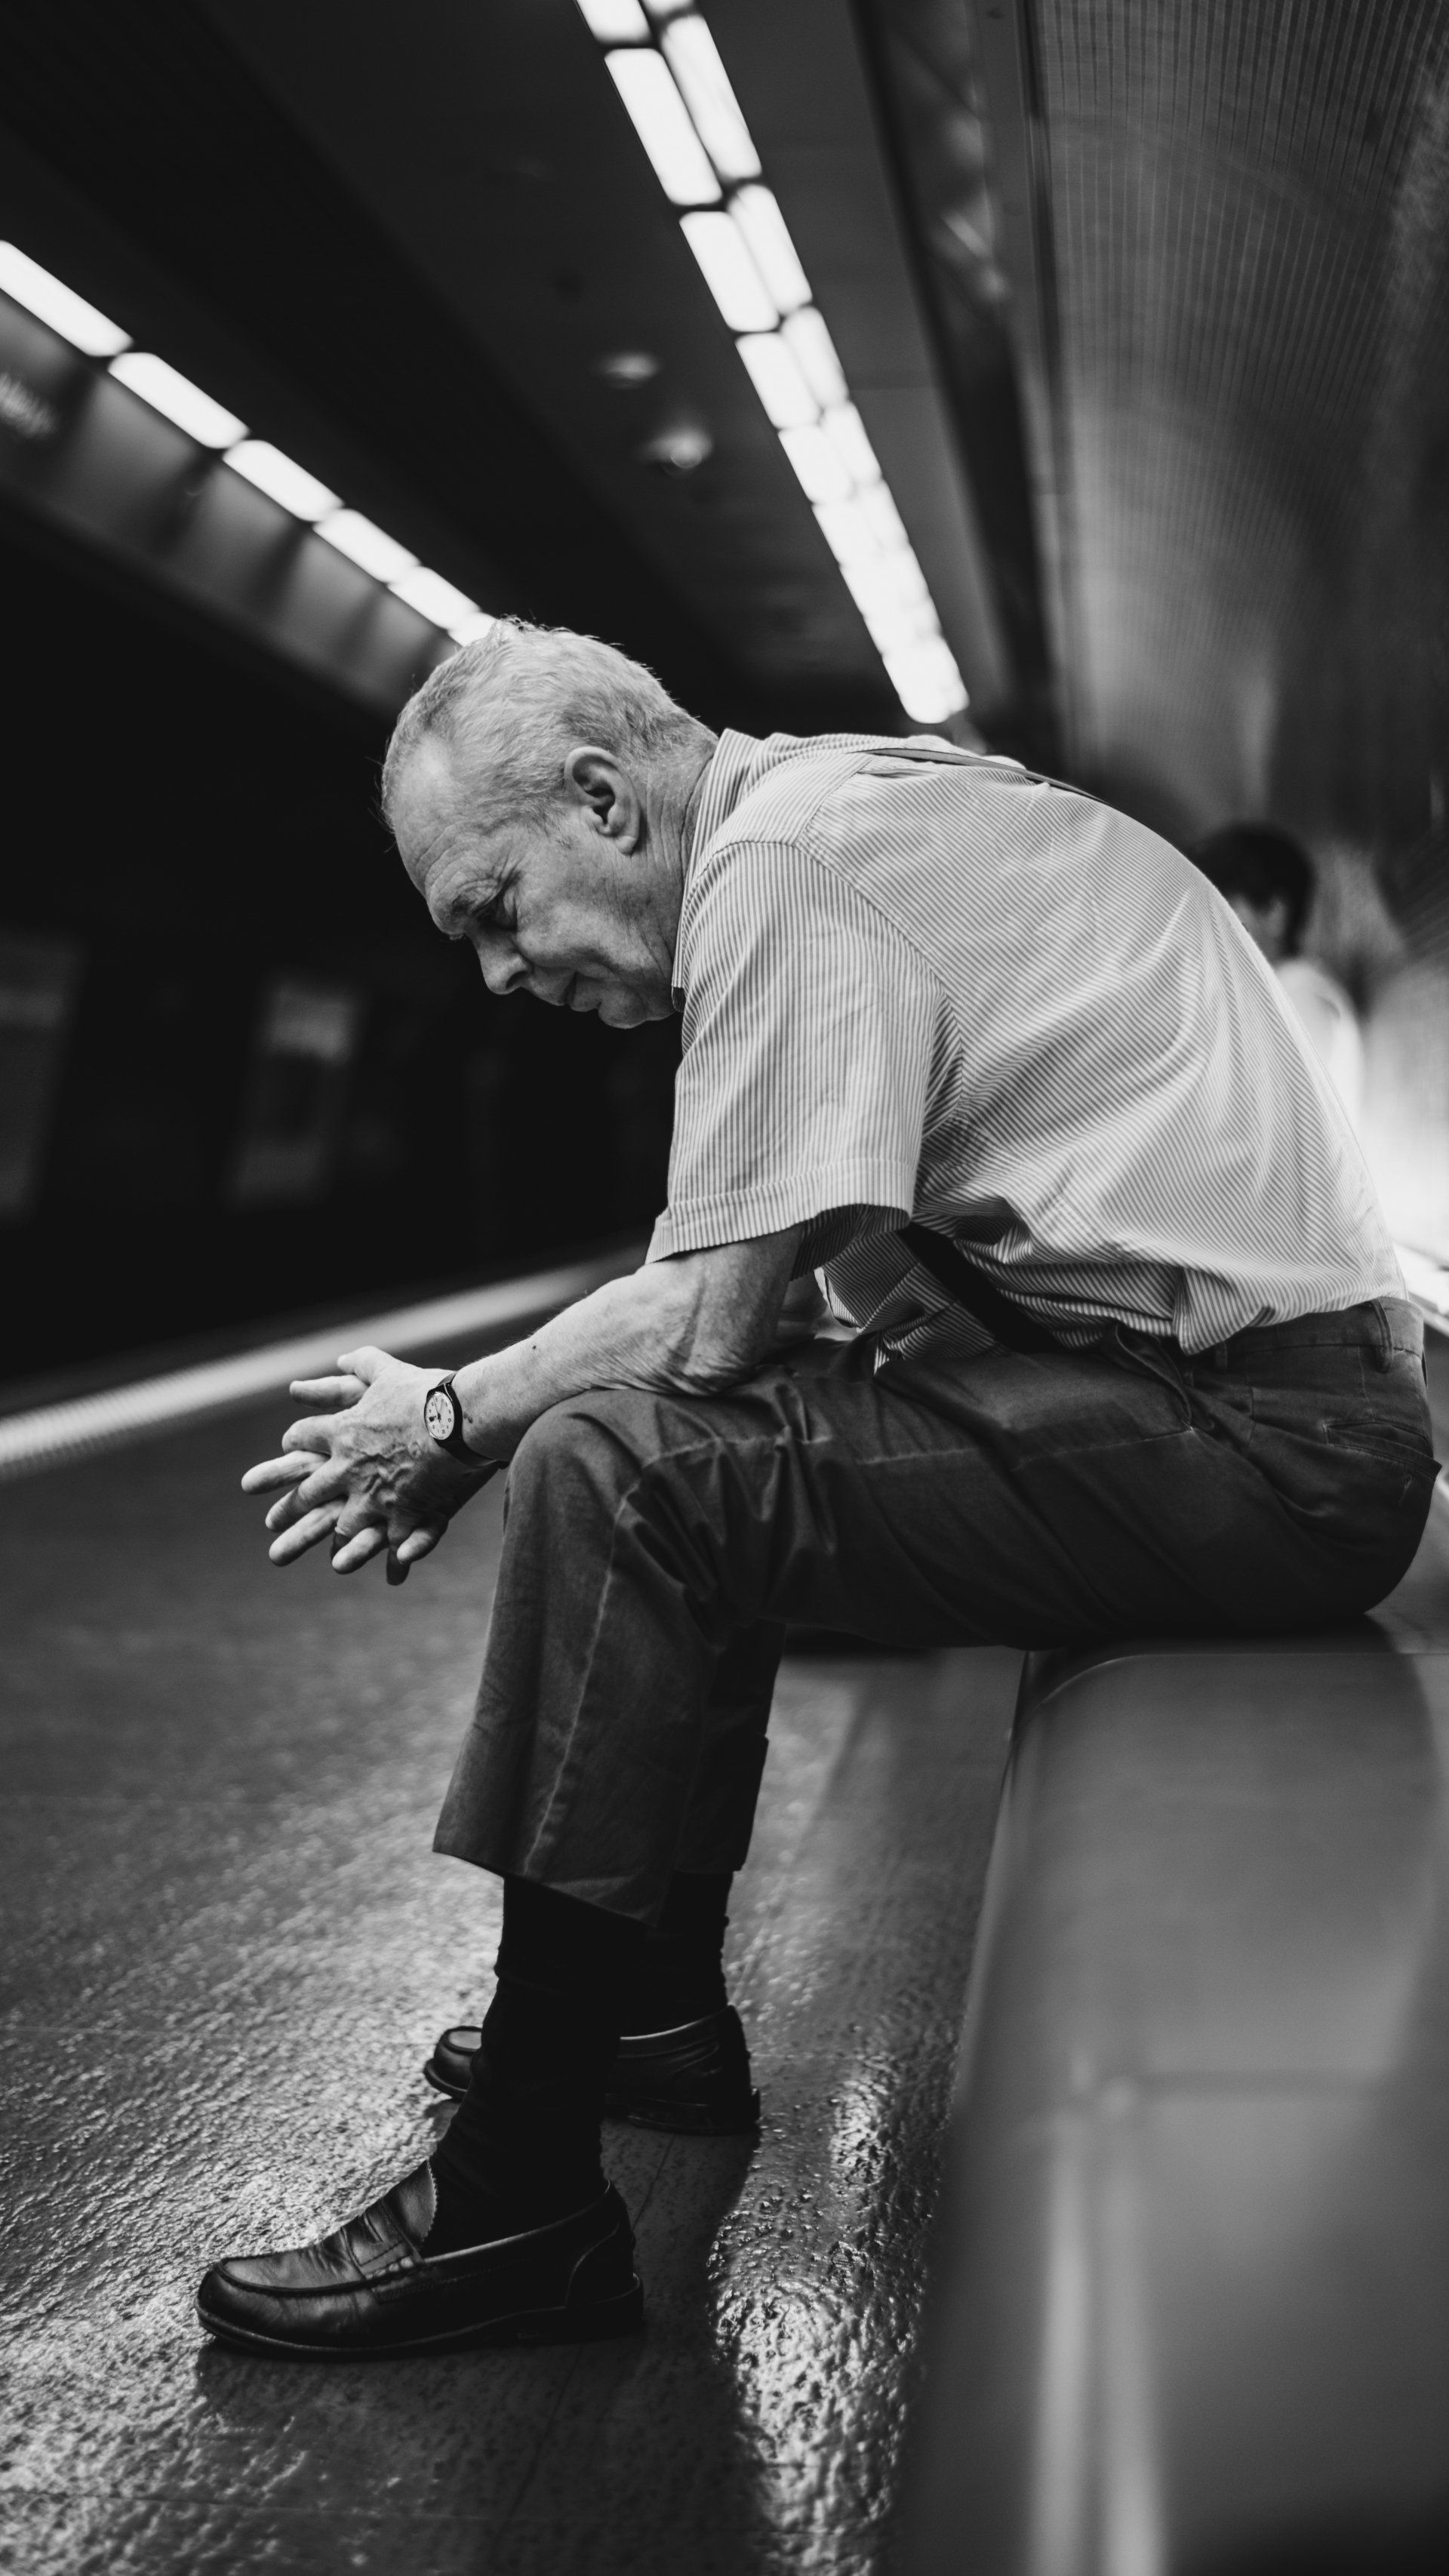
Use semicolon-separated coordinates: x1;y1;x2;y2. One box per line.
648;838;937;1260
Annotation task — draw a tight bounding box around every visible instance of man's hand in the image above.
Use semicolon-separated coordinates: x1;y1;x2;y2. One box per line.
239;1226;817;1585
241;1346;497;1583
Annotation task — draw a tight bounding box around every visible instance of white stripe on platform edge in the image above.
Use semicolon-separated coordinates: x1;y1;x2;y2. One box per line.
0;1249;638;1483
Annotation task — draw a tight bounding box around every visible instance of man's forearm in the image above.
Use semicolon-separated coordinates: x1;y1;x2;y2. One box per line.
451;1230;803;1461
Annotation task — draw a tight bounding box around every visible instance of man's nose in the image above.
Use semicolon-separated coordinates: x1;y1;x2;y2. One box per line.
475;939;526;997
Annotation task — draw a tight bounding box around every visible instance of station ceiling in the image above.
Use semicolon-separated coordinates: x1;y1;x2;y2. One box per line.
0;0;1016;740
2;0;1447;854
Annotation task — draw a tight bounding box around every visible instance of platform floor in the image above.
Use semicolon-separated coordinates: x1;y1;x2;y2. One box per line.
0;1406;1018;2576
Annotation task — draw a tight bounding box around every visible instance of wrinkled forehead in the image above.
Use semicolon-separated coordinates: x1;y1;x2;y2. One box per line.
389;741;501;922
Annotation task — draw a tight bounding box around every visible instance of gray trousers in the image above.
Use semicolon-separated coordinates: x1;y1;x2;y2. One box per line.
434;1302;1435;1921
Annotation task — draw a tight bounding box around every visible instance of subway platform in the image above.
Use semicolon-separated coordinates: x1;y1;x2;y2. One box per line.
0;1388;1018;2575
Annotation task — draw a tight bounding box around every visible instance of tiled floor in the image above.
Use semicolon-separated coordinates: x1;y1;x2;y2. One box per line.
0;1405;1018;2574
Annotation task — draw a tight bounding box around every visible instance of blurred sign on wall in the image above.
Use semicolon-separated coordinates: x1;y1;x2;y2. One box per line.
229;974;363;1208
0;930;82;1219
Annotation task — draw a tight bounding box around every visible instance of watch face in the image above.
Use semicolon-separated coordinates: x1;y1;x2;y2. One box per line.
425;1387;455;1442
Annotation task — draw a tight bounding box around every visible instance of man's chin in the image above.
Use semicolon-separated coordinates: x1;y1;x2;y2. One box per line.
594;992;662;1029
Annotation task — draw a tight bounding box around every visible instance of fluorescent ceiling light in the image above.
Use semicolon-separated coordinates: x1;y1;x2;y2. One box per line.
821;402;880;489
866;596;942;656
316;509;419;583
679;211;776;332
729;187;811;315
777;421;853;506
449;613;497;645
607;49;720;206
782;307;848;411
109;350;246;448
226;439;340;522
660;17;759;185
736;332;817;430
840;554;931;632
814;497;880;567
576;0;651;36
0;243;131;359
578;0;965;723
884;635;968;722
391;565;481;628
859;482;910;552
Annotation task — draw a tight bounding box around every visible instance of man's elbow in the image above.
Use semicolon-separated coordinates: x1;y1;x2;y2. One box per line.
672;1335;762;1397
641;1234;801;1396
654;1301;774;1397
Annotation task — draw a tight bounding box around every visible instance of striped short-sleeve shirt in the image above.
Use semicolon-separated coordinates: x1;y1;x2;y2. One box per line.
646;728;1401;1362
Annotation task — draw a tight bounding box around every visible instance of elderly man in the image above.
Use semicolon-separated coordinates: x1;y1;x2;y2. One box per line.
198;622;1434;2358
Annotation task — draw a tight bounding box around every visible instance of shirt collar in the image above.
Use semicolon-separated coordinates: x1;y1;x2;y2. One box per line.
681;729;762;876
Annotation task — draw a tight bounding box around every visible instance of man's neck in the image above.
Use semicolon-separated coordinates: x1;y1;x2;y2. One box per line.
678;743;715;866
629;744;715;992
645;742;715;931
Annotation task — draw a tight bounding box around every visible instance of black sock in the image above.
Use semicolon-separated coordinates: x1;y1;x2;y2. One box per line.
428;1878;648;2255
619;1870;733;2035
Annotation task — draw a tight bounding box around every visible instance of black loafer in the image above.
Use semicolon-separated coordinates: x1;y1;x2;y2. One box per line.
424;2005;760;2137
197;2165;643;2357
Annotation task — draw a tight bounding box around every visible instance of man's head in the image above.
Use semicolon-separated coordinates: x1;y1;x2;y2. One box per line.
382;620;716;1026
1189;821;1314;965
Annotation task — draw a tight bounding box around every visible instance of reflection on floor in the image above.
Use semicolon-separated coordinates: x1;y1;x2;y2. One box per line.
0;1406;1018;2574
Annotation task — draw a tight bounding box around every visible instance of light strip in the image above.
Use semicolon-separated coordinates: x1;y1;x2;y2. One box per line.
659;16;759;186
606;48;720;206
0;242;131;358
316;509;419;585
227;439;341;522
109;349;248;449
736;332;817;430
781;306;847;407
0;1249;641;1487
576;0;650;36
0;242;493;648
578;0;967;722
680;211;777;334
390;565;483;628
735;192;812;318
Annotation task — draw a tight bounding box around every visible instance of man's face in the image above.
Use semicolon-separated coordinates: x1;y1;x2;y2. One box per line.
391;740;679;1028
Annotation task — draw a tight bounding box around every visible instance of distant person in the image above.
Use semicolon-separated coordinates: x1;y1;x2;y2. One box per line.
1192;821;1364;1121
197;625;1432;2360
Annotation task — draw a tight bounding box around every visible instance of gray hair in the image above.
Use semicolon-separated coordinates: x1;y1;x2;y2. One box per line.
380;619;715;834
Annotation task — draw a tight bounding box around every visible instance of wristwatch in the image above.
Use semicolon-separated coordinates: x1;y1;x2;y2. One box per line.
423;1374;481;1464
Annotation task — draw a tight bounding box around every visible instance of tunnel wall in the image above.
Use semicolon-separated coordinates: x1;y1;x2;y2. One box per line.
0;527;678;1379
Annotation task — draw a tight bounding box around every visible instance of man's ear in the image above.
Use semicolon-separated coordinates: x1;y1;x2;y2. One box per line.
563;746;642;848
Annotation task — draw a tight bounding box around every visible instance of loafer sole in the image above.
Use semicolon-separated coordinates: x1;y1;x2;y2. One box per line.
195;2275;645;2359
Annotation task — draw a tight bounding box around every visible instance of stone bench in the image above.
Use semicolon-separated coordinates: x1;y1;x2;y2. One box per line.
899;1424;1449;2574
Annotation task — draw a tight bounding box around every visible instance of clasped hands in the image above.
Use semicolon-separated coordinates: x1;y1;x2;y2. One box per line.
242;1345;497;1584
